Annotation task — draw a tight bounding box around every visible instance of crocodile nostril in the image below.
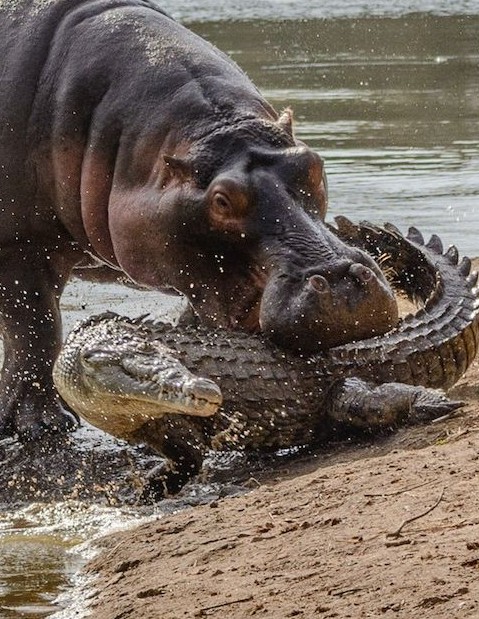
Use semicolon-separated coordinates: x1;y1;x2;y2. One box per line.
349;263;374;283
308;274;329;293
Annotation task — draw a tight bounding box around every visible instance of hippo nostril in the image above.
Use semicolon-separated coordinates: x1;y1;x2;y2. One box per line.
349;263;374;283
308;274;329;294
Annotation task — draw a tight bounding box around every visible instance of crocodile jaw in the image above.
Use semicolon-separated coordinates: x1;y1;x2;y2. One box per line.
57;366;222;442
53;325;222;441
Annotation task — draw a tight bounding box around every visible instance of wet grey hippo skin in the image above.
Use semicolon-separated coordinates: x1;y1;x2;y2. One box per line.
0;0;397;439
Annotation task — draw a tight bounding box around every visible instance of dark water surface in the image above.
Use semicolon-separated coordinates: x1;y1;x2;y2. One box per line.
1;2;478;616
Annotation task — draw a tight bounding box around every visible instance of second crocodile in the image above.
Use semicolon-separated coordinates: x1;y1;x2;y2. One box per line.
54;220;479;499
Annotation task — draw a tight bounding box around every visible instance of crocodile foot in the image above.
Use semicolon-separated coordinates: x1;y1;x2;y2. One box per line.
139;462;199;503
135;416;207;502
327;377;464;432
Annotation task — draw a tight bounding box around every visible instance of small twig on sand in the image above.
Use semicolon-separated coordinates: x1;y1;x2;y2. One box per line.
195;595;254;616
386;487;446;539
365;480;433;498
330;587;364;597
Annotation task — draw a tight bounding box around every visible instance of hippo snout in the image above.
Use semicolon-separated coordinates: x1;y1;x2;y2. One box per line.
260;258;399;353
307;263;376;295
307;274;329;294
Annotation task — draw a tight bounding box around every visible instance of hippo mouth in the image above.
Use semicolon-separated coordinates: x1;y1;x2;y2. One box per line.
227;265;267;332
225;253;399;353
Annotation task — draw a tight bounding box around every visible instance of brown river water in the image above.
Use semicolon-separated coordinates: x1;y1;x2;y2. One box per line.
0;1;478;616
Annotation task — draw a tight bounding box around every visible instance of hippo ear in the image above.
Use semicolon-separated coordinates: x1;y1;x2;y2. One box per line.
276;108;294;139
163;155;193;182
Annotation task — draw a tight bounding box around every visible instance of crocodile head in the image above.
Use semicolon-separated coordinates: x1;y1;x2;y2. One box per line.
53;315;222;441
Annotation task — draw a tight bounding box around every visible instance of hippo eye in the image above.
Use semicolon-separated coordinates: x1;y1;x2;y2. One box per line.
212;192;231;211
208;180;248;234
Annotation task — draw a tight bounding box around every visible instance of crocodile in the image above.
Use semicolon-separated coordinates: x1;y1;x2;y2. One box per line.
53;220;479;499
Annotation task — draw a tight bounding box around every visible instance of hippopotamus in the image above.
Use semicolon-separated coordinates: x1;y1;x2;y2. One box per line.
0;0;398;440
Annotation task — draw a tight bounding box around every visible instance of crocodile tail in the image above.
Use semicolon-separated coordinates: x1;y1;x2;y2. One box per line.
327;220;479;391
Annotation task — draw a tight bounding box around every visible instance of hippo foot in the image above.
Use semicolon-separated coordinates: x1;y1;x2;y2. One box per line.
0;383;79;441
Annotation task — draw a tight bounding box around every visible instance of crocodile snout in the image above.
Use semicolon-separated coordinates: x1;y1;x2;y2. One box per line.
180;376;223;416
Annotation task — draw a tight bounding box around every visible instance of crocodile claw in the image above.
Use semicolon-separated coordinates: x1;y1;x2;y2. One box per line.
327;378;464;431
407;390;464;423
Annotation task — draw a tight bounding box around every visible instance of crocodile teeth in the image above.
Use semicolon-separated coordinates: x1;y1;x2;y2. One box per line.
184;377;222;406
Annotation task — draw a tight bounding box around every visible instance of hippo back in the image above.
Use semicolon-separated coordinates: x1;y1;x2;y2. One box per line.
0;0;274;248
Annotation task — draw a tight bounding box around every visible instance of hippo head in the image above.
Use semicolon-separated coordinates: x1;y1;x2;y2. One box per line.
110;110;398;352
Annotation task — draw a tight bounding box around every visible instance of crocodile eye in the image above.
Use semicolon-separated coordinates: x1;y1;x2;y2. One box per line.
81;350;98;366
81;348;111;367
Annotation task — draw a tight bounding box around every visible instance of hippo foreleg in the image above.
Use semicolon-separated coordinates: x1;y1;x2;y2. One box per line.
0;245;79;439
